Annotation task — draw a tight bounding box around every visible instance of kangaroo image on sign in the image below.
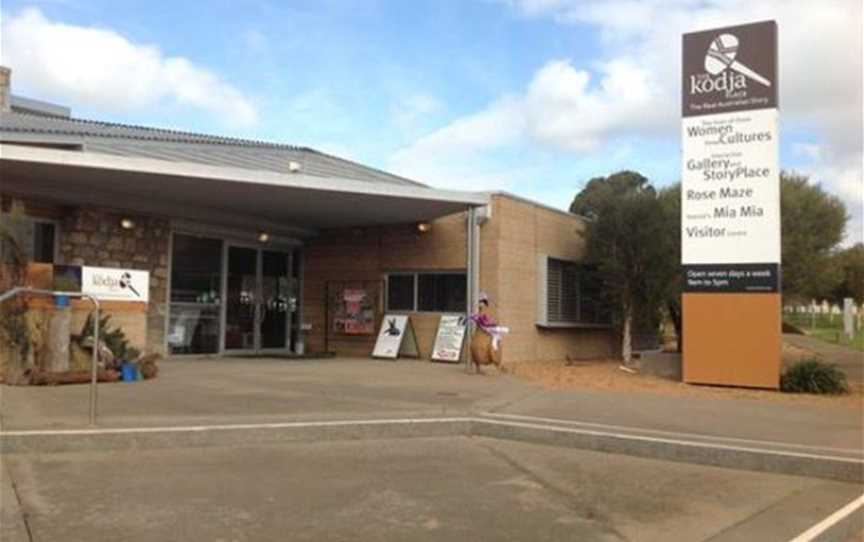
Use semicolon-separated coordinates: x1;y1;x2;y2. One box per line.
371;314;419;359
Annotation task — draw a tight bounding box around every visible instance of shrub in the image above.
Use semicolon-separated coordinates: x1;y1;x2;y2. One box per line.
781;358;849;394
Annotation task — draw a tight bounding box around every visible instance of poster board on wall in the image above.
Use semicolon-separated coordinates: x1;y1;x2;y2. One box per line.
431;315;467;363
371;314;419;360
332;286;376;335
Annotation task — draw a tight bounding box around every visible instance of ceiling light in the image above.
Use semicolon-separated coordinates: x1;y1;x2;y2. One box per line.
258;231;271;243
120;218;135;230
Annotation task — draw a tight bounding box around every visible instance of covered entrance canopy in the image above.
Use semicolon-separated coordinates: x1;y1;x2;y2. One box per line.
1;143;486;359
0;144;488;236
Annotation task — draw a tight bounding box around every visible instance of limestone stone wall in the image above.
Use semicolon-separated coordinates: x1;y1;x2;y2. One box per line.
59;208;170;355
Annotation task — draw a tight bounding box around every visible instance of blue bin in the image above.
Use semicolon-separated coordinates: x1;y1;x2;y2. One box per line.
121;362;137;382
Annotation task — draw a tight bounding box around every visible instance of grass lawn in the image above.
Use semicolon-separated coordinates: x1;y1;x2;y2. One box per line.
784;312;864;351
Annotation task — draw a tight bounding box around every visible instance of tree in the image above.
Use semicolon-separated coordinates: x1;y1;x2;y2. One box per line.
657;184;683;350
780;172;847;303
573;171;676;363
830;243;864;305
570;170;652;219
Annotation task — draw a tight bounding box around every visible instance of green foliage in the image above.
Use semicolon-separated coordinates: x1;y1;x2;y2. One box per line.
77;313;141;361
780;358;849;394
657;184;683;349
0;202;30;361
830;243;864;305
573;171;677;360
780;172;847;303
570;170;654;219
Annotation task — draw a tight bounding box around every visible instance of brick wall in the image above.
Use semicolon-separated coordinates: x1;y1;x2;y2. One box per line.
303;212;468;356
486;195;614;362
303;195;614;363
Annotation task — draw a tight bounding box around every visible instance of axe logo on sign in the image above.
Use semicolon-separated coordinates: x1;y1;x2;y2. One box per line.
683;21;777;117
82;266;150;302
692;33;772;94
91;271;141;297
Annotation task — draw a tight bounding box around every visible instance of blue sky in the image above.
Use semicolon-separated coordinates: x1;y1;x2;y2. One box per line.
1;1;861;243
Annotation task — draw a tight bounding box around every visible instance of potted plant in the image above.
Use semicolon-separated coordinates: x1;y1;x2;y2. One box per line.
75;314;141;381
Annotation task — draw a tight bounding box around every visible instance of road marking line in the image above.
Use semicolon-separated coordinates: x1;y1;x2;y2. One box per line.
788;493;864;542
482;412;864;457
0;417;473;436
4;417;863;467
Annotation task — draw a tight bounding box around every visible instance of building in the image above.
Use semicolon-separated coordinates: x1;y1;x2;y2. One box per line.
0;67;614;366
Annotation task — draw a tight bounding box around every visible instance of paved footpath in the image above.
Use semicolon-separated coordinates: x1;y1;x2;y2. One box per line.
1;357;861;453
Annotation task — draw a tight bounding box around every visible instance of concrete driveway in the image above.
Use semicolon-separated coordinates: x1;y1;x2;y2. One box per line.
2;358;862;541
3;436;862;542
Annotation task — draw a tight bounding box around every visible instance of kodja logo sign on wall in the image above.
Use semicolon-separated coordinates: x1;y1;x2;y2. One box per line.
82;267;150;302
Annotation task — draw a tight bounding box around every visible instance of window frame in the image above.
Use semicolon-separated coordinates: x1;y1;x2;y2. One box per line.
537;255;611;329
29;217;61;264
385;270;467;314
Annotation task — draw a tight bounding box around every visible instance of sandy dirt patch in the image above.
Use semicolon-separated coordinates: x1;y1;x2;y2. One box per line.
501;346;862;408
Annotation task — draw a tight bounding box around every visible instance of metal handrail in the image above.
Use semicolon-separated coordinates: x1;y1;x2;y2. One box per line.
0;287;101;426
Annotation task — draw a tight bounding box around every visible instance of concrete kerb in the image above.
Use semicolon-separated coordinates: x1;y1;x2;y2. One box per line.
2;415;862;485
472;418;864;484
0;418;473;454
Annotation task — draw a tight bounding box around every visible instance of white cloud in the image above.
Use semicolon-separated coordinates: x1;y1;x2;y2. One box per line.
390;94;443;135
388;58;665;185
796;146;864;247
0;8;257;126
393;0;861;241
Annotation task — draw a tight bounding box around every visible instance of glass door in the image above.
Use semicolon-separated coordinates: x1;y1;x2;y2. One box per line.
223;245;294;354
224;246;259;353
259;250;291;352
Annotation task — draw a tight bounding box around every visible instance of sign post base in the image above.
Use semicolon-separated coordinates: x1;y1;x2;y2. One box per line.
683;293;781;389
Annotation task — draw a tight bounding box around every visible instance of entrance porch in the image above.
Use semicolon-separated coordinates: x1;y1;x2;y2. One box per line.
1;143;488;360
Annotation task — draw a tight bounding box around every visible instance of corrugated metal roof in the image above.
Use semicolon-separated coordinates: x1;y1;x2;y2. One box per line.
0;109;425;187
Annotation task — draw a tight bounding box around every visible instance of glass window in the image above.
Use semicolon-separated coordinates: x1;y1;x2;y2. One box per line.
387;274;415;311
167;305;221;355
546;258;610;325
387;272;466;312
418;273;466;312
170;234;223;303
168;234;223;355
32;222;56;263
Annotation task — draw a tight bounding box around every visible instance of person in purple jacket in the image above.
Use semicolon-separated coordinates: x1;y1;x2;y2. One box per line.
470;296;496;331
469;293;509;373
